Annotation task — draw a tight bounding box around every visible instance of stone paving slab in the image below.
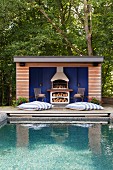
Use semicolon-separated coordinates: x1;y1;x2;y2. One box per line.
0;104;113;118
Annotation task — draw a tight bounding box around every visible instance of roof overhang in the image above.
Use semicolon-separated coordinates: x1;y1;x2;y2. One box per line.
14;56;104;63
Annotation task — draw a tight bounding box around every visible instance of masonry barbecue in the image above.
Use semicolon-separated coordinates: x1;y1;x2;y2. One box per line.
48;67;73;104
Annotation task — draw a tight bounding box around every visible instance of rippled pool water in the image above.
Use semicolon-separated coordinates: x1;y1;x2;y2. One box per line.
0;123;113;170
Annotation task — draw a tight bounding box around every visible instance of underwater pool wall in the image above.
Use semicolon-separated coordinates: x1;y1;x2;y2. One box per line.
0;113;7;128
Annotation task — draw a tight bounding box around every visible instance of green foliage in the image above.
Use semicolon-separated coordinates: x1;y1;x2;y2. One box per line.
102;61;113;97
0;0;113;105
16;97;28;106
89;97;101;105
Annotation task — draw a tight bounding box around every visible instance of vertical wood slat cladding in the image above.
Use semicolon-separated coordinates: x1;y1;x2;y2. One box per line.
88;65;101;100
16;63;102;101
16;63;29;99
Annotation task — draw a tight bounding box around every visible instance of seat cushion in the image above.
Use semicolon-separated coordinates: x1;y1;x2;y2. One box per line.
74;94;82;98
65;102;104;111
38;94;45;97
17;101;52;110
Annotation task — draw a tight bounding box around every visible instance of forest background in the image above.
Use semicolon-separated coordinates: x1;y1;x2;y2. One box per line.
0;0;113;106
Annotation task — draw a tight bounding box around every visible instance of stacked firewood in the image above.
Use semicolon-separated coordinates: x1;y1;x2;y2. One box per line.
52;98;68;103
52;92;68;97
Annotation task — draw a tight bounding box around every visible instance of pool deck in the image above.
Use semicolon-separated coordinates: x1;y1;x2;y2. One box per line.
0;104;113;124
0;104;113;114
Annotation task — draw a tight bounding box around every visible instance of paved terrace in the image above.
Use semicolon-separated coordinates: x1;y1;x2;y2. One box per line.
0;104;113;124
0;104;113;114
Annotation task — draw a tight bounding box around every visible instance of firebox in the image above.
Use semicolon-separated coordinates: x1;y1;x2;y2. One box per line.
52;80;68;89
48;67;73;104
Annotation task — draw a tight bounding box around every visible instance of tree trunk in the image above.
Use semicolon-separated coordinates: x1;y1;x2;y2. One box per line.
84;0;93;56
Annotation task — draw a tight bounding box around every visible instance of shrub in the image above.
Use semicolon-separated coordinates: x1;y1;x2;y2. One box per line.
16;97;28;106
89;97;101;105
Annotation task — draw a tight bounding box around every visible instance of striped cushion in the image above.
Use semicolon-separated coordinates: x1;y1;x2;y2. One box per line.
17;101;52;110
31;101;52;109
65;102;104;110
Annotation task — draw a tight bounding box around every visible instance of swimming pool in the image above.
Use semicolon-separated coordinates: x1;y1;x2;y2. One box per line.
0;123;113;170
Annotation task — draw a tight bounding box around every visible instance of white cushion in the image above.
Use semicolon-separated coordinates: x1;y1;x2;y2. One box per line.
17;101;52;111
65;103;86;110
65;102;104;111
31;101;52;109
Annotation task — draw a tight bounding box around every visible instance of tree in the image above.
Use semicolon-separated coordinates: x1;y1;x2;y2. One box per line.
0;0;113;105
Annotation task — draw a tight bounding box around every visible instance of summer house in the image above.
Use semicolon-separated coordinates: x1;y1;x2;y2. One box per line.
14;56;103;104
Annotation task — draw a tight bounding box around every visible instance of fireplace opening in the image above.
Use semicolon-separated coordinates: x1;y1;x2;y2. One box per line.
52;79;68;89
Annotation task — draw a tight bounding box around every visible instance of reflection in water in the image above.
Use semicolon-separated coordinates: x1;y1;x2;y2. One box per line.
16;125;29;147
51;124;69;143
1;123;113;170
16;123;102;155
88;124;101;154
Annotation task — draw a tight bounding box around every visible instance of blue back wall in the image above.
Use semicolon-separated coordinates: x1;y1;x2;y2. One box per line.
29;67;88;102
